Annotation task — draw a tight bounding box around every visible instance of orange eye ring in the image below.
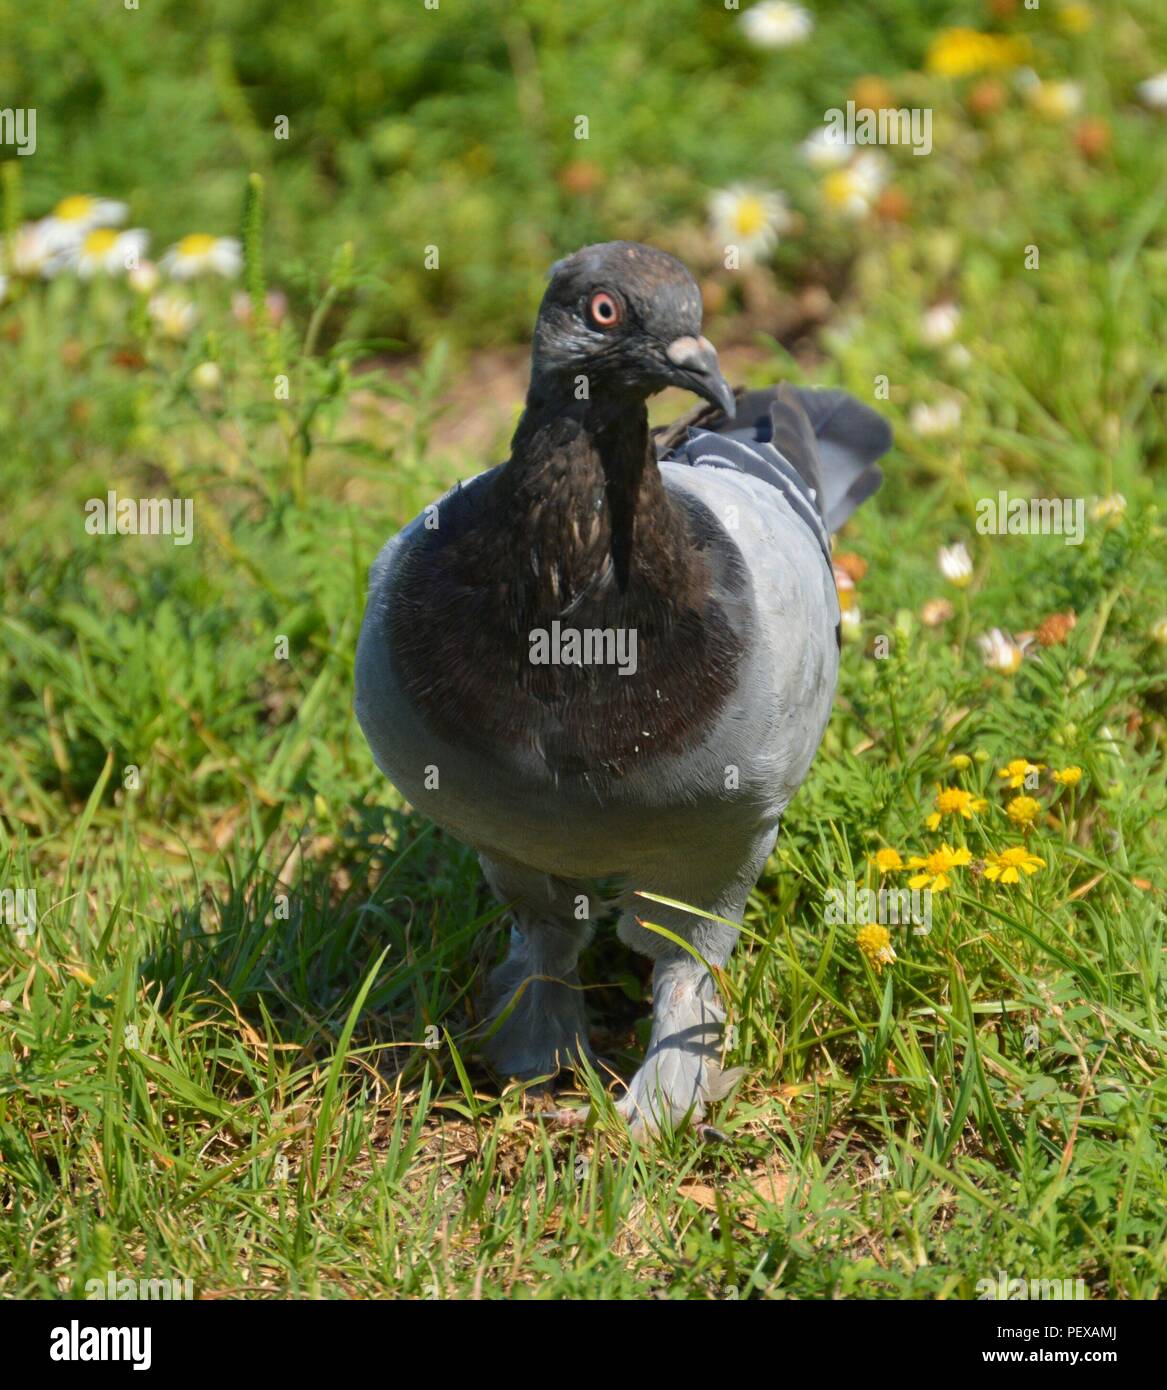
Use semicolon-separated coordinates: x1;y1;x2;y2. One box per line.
588;290;622;328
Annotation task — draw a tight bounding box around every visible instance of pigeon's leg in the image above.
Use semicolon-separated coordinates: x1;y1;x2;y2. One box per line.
477;854;597;1080
615;827;778;1136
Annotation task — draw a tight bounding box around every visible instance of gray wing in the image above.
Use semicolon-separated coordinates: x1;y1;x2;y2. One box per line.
655;382;893;534
658;457;842;817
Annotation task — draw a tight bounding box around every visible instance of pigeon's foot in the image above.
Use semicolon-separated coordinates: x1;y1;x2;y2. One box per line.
616;1049;742;1139
481;970;592;1081
616;962;743;1140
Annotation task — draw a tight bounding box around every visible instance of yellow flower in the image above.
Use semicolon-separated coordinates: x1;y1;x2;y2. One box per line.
1006;795;1041;828
925;786;988;831
869;848;905;873
997;759;1045;789
1052;766;1083;787
949;754;972;771
857;923;897;973
907;844;972;892
1057;4;1093;35
984;847;1046;884
925;28;1029;78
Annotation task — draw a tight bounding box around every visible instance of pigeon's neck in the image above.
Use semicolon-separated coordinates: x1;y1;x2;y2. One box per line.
498;392;688;603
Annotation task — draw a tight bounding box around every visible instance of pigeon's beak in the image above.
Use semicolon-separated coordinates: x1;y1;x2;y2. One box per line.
665;335;736;420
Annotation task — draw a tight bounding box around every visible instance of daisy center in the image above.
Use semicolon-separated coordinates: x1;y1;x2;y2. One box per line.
177;234;218;258
55;195;96;222
823;171;855;206
732;197;767;237
83;229;119;255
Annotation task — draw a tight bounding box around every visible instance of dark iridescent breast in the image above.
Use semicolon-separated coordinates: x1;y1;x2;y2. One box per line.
388;478;749;782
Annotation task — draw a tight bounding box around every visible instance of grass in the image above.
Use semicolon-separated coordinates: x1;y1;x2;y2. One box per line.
2;0;1167;1299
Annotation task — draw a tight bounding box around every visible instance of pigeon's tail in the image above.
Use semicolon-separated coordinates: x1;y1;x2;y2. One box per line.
654;382;893;533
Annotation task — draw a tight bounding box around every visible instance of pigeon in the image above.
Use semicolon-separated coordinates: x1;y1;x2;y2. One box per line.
355;241;892;1136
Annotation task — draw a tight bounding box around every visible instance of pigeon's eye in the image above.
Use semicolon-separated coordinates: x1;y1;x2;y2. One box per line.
588;290;622;329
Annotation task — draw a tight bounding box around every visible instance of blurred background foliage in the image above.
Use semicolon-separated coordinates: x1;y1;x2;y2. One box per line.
3;0;1164;348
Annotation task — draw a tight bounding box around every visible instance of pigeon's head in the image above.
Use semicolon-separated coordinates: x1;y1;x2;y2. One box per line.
530;241;735;418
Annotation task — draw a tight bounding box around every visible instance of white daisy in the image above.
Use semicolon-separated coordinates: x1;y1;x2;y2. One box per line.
821;151;888;219
1136;72;1167;109
920;302;961;346
1024;78;1084;119
978;628;1028;675
128;261;161;295
6;221;56;277
67;227;150;279
148;290;199;340
800;125;851;169
708;184;792;263
40;195;128;253
910;397;962;437
160;234;243;280
739;1;814;50
937;542;973;587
